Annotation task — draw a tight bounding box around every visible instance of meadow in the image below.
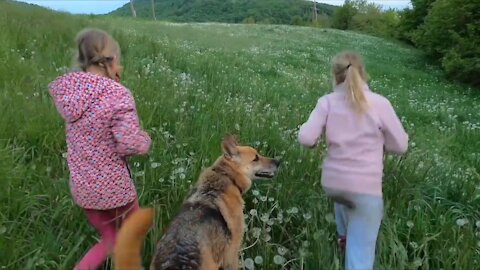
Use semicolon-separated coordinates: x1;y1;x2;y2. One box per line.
0;2;479;269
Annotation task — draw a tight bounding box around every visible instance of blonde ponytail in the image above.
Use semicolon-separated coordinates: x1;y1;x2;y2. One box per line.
345;65;368;114
331;51;369;115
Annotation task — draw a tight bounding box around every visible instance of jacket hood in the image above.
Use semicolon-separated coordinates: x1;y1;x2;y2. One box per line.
49;72;109;123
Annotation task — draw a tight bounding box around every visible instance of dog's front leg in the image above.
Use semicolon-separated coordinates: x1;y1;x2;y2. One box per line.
222;260;239;270
222;251;240;270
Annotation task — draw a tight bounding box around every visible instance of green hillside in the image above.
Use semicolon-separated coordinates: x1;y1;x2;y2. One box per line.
1;0;479;269
110;0;337;25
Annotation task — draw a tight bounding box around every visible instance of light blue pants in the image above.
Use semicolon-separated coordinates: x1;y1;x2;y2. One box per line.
324;188;384;270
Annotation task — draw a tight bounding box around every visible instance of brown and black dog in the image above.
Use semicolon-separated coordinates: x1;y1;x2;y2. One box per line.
114;135;280;270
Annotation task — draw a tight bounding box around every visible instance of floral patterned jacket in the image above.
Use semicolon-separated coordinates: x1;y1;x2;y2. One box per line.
49;72;151;209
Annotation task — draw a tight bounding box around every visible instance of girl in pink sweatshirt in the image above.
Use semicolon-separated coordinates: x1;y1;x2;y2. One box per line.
49;28;151;270
298;51;408;270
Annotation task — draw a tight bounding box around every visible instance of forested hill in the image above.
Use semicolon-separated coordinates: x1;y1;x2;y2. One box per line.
110;0;337;25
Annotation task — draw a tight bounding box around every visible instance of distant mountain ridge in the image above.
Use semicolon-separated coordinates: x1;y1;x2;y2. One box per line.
110;0;337;25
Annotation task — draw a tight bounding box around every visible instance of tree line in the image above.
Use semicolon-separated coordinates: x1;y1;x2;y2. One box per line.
112;0;336;26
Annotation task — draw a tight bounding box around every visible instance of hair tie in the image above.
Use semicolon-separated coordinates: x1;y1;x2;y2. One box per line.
89;56;113;66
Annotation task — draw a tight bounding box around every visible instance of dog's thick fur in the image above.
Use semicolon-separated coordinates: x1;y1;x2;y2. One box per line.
114;135;280;270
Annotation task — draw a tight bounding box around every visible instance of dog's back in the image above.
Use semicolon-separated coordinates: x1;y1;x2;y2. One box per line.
151;199;231;269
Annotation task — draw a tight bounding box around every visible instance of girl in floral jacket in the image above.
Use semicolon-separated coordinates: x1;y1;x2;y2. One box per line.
49;28;151;270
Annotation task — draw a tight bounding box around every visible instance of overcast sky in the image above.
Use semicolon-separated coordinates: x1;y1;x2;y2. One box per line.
17;0;411;15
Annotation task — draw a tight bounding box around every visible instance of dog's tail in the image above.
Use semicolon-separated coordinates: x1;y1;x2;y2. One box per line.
114;207;155;270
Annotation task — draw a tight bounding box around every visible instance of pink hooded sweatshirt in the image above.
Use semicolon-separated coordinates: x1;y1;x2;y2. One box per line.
49;72;151;210
298;83;408;196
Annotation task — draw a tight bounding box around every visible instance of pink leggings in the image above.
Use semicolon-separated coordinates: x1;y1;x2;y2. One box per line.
74;199;139;270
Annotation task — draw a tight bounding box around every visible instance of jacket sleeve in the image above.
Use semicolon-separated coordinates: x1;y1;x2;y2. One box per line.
380;99;409;154
111;89;151;156
298;97;328;147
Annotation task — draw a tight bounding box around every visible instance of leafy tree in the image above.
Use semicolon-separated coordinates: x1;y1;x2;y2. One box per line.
381;10;401;38
415;0;480;86
312;13;331;28
332;0;358;30
350;2;383;35
396;0;436;42
332;1;400;38
291;15;305;26
242;16;255;24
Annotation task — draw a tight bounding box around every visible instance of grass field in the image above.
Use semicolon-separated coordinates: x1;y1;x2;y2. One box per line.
1;1;479;269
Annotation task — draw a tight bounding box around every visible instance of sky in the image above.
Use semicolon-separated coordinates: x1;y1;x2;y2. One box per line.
17;0;411;15
17;0;130;14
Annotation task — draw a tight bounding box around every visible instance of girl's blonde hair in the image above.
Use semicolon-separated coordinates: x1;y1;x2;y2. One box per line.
332;51;369;114
75;28;120;80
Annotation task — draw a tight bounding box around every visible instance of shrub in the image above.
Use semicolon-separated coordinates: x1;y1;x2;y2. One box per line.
414;0;480;86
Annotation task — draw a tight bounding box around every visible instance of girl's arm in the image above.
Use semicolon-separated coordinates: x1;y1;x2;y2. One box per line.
298;97;328;148
111;90;151;156
380;99;408;154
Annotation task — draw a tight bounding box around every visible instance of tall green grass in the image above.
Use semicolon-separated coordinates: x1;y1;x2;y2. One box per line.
1;1;479;269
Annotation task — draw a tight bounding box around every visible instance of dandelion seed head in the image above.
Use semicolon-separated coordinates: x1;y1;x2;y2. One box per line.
254;256;263;264
260;214;269;223
277;246;288;256
263;234;271;242
325;213;335;223
273;255;285;265
243;258;254;270
456;218;469;227
251;227;261;238
407;221;414;228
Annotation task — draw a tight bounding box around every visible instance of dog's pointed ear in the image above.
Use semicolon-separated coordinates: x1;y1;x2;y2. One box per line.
222;134;239;159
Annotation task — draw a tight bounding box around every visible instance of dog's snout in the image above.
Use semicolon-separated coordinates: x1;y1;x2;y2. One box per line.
273;159;281;167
